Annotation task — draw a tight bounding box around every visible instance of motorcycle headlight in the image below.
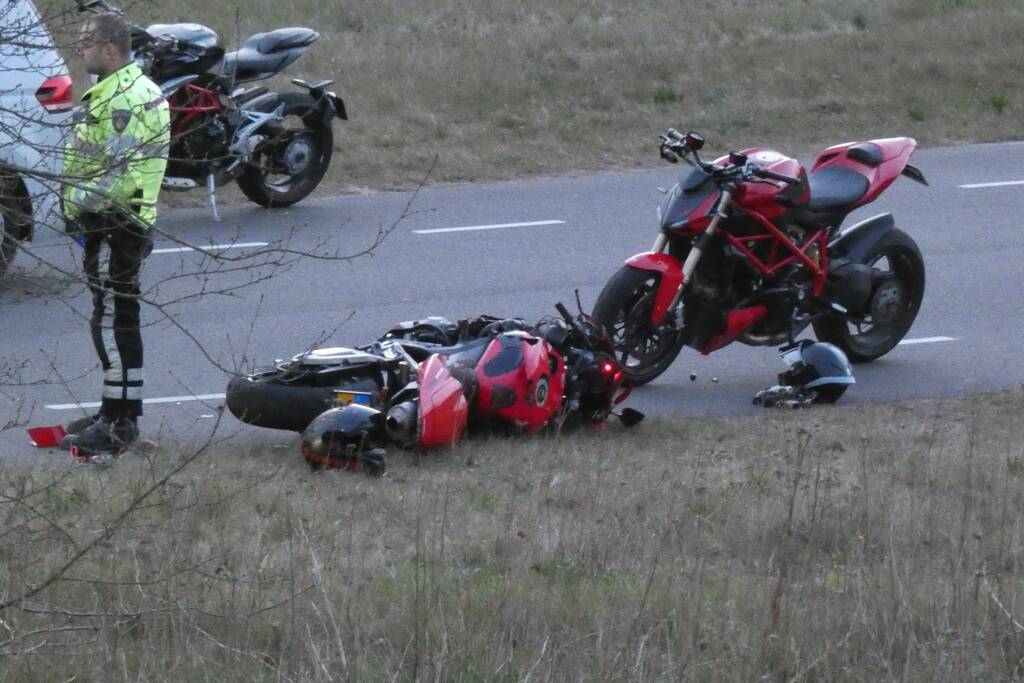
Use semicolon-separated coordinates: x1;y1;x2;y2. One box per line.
657;183;680;225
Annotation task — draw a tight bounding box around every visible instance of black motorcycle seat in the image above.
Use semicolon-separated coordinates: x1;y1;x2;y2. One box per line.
397;337;491;364
807;167;870;211
221;28;318;82
222;49;287;80
244;28;318;55
222;28;317;81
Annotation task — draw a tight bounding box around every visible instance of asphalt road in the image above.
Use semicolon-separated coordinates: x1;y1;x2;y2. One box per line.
2;140;1023;458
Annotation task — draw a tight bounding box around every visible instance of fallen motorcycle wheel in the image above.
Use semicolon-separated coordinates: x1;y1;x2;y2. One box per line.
225;374;337;432
592;266;685;386
236;92;334;208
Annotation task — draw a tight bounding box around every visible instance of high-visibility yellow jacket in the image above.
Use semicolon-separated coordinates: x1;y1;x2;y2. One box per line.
63;62;170;228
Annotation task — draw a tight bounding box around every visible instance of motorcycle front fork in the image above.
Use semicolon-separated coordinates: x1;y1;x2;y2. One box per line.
651;189;735;330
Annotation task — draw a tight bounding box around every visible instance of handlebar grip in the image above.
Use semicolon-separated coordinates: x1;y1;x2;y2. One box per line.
555;302;574;323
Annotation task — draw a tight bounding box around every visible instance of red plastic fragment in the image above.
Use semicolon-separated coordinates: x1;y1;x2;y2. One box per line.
26;425;67;448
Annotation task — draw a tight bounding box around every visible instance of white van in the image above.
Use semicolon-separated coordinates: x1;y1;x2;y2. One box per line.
1;0;74;277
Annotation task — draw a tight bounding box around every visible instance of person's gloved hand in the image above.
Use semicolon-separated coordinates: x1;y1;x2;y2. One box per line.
64;217;86;247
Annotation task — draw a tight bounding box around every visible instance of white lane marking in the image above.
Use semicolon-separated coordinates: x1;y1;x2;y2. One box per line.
152;242;268;255
46;393;226;410
959;180;1024;189
897;336;956;346
414;220;565;235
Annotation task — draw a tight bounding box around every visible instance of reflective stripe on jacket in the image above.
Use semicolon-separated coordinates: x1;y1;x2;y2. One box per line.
63;62;170;228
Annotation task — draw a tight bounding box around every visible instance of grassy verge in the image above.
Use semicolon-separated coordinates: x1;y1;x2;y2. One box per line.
2;389;1023;680
45;0;1024;200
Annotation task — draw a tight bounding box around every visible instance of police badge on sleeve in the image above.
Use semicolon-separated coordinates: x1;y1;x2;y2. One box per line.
111;109;132;133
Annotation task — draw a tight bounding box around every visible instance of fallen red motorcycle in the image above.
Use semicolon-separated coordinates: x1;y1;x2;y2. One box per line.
226;303;642;472
592;129;927;391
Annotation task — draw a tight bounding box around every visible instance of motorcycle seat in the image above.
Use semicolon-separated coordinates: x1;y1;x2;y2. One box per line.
222;28;318;83
397;337;491;364
222;50;283;82
243;28;319;55
806;167;870;211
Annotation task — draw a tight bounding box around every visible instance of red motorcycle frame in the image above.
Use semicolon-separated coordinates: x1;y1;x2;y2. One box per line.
168;83;223;139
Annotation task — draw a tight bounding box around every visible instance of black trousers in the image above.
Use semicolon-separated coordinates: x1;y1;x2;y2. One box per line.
80;212;152;421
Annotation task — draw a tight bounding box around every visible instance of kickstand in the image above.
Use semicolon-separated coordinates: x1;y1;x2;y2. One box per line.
206;172;220;222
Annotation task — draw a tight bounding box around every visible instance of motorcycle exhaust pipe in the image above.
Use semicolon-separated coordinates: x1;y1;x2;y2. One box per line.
385;401;419;447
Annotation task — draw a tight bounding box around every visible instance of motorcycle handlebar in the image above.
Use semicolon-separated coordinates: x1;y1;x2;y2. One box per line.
554;302;598;352
657;130;803;186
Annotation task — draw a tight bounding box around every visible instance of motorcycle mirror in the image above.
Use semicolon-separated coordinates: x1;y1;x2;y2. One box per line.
684;131;705;151
77;0;120;13
660;147;679;164
729;150;748;166
616;408;645;428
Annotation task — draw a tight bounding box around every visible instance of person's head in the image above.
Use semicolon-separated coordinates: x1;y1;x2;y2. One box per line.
78;13;132;78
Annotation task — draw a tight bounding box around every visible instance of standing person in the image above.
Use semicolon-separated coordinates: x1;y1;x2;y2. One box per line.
61;12;170;455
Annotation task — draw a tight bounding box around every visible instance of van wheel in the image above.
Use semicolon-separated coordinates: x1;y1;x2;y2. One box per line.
0;173;32;278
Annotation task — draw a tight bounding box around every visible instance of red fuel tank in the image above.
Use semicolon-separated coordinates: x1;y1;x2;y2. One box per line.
474;332;565;432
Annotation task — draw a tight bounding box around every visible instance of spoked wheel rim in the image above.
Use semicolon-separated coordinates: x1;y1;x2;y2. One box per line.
843;248;920;350
613;291;673;368
607;277;681;374
253;114;326;197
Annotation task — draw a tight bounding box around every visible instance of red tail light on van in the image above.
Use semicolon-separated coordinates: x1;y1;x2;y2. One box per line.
35;74;74;113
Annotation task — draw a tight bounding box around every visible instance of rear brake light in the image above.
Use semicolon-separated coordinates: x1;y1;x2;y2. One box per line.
35;75;74;113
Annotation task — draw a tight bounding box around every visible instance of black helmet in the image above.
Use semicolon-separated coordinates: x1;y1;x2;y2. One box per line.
300;405;386;474
778;340;855;403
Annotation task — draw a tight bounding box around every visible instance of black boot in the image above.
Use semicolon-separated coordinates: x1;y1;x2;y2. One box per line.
67;418;139;460
58;413;101;450
67;413;100;433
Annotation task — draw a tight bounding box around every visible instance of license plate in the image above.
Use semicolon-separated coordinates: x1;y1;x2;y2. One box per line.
333;390;374;407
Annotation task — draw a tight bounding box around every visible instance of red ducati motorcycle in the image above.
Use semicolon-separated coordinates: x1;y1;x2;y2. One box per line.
592;129;928;387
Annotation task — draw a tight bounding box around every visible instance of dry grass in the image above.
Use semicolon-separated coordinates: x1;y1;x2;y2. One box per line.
2;388;1023;680
41;0;1024;197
